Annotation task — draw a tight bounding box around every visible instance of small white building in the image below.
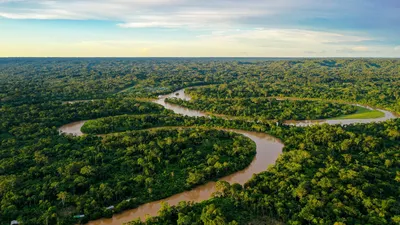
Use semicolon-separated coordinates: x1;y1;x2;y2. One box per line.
106;205;115;210
11;220;19;225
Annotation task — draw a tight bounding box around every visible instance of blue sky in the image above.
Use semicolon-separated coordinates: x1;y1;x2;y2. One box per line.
0;0;399;57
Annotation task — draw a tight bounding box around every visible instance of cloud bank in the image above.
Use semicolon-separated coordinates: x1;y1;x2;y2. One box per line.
0;0;399;56
1;0;399;30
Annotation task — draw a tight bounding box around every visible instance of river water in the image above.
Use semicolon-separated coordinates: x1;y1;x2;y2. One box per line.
58;88;397;225
286;103;397;127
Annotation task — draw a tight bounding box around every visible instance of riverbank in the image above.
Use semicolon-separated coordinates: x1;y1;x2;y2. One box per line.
57;87;398;224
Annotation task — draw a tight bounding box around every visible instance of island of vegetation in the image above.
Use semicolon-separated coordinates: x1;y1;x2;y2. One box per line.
165;97;359;121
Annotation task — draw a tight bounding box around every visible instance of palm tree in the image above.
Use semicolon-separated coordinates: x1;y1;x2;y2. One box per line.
57;192;68;206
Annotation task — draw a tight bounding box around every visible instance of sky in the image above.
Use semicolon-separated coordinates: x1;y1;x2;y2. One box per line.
0;0;399;57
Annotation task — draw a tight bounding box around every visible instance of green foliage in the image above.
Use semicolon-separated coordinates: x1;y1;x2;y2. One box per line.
178;59;400;114
0;97;167;133
132;120;400;225
2;58;399;114
333;106;384;119
166;97;358;120
1;58;399;225
0;125;255;224
243;121;400;225
81;114;189;134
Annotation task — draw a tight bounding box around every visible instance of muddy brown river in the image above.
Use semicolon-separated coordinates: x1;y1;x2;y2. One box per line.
58;88;397;225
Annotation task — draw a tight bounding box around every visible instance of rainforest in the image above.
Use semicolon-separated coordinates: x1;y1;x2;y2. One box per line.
0;58;399;225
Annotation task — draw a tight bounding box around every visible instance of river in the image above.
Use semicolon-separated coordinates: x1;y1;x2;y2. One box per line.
58;88;397;225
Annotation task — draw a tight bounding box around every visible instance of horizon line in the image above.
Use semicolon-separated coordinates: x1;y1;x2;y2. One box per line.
1;56;399;59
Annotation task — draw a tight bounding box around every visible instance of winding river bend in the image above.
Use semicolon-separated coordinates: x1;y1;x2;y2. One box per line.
58;88;397;225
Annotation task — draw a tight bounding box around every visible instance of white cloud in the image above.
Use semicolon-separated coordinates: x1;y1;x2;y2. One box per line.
115;8;268;29
0;0;313;28
198;29;372;49
0;9;82;19
0;0;398;33
0;0;186;21
0;0;23;2
1;30;397;57
66;29;390;57
0;1;398;57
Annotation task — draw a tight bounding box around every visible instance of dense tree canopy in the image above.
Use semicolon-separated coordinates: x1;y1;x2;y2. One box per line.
1;58;399;113
128;120;400;225
0;58;399;225
1;116;255;224
166;97;358;120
